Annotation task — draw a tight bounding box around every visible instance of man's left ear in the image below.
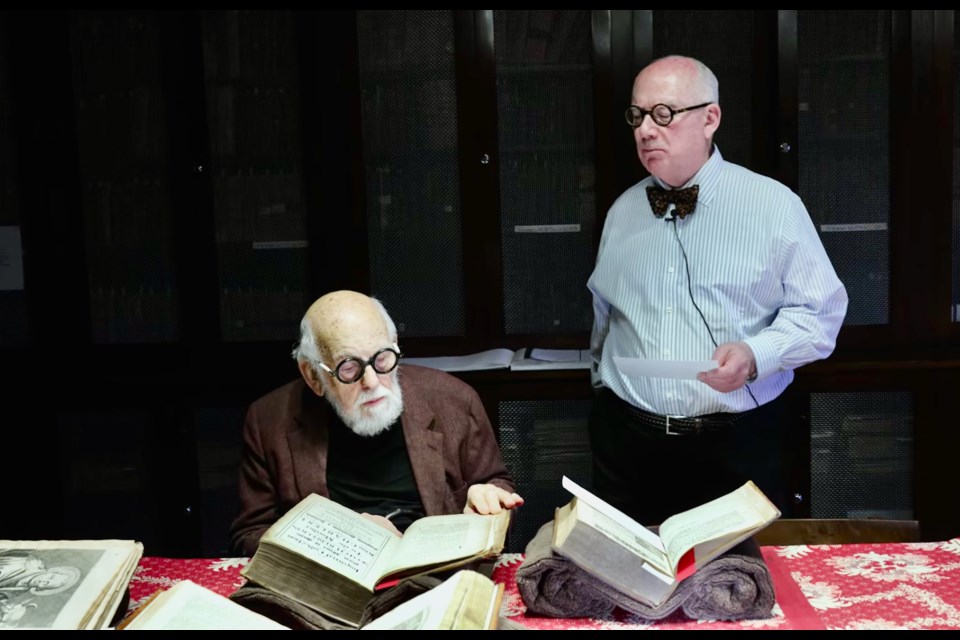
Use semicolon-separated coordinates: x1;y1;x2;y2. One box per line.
705;103;721;139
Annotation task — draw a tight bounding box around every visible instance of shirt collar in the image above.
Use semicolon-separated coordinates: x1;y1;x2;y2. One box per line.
651;144;724;208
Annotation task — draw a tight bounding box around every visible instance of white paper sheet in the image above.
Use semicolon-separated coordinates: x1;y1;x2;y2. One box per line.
613;356;718;380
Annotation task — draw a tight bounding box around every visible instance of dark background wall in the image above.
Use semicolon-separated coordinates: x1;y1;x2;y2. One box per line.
2;10;959;556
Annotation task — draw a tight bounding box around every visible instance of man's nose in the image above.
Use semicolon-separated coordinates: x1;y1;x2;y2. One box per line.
637;114;658;139
359;363;380;388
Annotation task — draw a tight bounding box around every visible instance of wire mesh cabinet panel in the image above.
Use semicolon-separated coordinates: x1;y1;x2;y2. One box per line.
651;10;756;170
356;10;466;338
69;11;180;343
809;391;914;519
798;10;892;326
0;16;27;346
202;10;310;342
498;398;593;553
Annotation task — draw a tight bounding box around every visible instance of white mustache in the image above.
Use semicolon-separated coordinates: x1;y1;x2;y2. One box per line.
355;387;391;408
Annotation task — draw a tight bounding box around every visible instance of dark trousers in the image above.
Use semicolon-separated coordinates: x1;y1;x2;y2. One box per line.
588;388;790;526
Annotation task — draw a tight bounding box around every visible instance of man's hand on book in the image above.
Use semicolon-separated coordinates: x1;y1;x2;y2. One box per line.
360;513;402;537
463;484;525;515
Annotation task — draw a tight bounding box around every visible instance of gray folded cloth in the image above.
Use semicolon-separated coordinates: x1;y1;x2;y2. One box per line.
516;521;775;621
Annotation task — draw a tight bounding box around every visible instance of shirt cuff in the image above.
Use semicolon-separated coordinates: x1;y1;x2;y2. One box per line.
743;335;779;382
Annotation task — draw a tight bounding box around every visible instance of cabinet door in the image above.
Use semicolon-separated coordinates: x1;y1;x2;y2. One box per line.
201;10;310;341
650;10;759;170
356;10;466;338
69;11;181;343
0;16;27;346
953;10;960;323
798;10;892;326
494;10;597;335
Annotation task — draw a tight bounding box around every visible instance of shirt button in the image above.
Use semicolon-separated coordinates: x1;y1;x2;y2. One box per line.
666;306;673;313
666;392;674;399
663;350;671;357
668;267;675;273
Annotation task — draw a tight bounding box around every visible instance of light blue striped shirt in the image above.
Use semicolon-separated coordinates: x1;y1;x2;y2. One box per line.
588;147;848;416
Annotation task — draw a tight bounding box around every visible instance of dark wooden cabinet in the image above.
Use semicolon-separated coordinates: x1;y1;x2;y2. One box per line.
2;10;958;555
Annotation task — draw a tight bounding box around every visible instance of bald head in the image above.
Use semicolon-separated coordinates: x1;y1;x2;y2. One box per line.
635;55;718;105
293;291;397;367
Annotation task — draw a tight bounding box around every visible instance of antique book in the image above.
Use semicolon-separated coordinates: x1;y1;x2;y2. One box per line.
552;477;780;607
362;570;504;631
117;580;288;630
0;539;143;630
241;493;510;628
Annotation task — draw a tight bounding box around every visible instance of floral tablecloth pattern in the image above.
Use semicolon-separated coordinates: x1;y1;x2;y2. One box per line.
129;538;960;630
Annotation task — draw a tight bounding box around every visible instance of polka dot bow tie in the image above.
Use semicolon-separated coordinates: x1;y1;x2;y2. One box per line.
646;184;700;220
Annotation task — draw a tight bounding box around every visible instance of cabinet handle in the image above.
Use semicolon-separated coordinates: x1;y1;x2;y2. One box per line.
779;142;792;154
480;153;490;165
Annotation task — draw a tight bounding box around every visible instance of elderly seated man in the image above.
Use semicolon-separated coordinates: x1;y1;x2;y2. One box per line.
230;290;523;556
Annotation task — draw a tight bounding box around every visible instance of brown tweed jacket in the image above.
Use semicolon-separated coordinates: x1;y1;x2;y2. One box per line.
229;364;516;556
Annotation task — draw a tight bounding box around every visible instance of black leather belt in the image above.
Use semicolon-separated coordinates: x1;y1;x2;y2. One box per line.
610;391;745;436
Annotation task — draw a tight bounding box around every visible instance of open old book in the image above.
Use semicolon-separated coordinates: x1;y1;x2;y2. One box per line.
362;570;503;631
241;493;510;628
117;580;288;630
552;477;780;607
0;539;143;630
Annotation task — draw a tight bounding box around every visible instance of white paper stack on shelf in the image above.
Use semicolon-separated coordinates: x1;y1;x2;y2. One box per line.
403;348;590;372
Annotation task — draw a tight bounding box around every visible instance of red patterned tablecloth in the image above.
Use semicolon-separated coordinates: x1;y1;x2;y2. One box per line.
129;538;960;630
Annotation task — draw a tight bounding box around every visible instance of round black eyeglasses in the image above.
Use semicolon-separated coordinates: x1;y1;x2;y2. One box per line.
625;102;711;128
319;344;403;384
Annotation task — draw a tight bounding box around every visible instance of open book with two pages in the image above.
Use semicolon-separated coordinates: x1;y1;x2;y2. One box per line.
403;348;590;372
0;539;143;630
241;493;510;628
552;477;781;607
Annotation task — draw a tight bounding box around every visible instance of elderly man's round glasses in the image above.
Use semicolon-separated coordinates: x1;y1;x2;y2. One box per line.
319;344;403;384
624;102;711;128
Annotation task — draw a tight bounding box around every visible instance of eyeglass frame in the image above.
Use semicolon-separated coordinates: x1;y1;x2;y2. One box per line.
624;102;712;128
319;343;403;384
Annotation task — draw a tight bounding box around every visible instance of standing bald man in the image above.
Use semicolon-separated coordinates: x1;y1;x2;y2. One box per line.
230;291;523;557
588;56;846;524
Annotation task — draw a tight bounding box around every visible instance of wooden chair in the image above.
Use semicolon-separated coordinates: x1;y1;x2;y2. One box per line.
754;518;921;546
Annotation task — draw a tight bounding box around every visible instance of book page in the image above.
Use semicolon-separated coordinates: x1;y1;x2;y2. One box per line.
561;476;665;552
0;539;142;630
122;581;288;630
263;494;400;590
362;571;467;630
381;512;504;580
572;498;673;578
658;481;780;572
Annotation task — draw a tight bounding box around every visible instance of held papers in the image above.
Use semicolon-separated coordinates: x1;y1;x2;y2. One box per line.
613;357;718;380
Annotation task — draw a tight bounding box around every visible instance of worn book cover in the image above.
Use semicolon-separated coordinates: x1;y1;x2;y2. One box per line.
241;493;510;627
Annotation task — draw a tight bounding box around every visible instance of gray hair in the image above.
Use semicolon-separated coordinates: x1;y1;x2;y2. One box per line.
292;296;398;367
656;55;719;105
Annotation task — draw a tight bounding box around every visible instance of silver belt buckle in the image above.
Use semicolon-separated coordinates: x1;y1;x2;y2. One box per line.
665;415;683;436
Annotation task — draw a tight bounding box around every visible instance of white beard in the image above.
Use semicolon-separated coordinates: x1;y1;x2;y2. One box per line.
321;370;404;437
